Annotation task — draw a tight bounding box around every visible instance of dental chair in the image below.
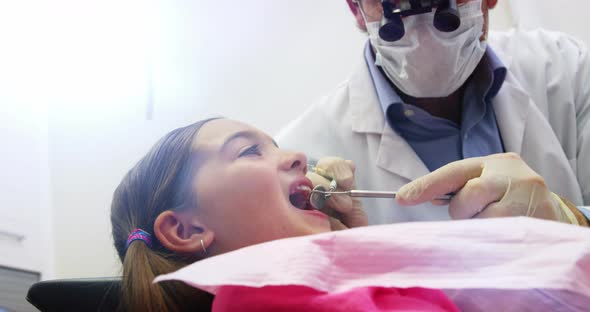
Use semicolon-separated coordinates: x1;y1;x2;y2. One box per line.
26;277;121;312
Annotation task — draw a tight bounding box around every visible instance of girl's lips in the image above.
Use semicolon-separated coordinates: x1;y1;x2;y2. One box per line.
302;208;329;220
288;176;315;210
288;176;330;221
289;176;314;195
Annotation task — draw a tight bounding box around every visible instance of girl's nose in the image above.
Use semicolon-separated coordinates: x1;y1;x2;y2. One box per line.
281;150;308;174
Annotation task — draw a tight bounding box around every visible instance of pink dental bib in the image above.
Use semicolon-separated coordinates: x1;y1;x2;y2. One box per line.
156;217;590;311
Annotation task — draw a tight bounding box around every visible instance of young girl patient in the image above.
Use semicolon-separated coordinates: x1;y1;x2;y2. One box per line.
111;118;459;311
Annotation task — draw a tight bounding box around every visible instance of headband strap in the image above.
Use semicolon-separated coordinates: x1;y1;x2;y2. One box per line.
126;228;152;249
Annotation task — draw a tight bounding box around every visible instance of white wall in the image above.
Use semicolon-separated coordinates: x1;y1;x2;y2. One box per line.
2;0;587;279
0;2;54;278
0;104;53;278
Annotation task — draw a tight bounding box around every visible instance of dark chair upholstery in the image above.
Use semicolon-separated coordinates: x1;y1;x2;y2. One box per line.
26;277;121;312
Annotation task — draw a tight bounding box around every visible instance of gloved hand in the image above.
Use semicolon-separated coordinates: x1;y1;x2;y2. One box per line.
306;157;368;230
396;153;576;224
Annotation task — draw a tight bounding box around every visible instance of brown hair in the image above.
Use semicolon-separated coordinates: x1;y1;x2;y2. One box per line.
111;119;217;312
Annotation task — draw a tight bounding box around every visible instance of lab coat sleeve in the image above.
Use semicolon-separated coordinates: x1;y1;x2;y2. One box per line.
519;31;590;205
564;35;590;204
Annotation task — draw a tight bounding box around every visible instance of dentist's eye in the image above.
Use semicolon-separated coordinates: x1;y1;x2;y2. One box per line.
238;144;261;157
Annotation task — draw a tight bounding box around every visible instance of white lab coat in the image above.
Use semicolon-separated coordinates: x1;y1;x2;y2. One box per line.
276;29;590;225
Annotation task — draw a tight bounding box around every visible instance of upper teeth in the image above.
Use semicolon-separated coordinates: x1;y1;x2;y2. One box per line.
297;185;311;192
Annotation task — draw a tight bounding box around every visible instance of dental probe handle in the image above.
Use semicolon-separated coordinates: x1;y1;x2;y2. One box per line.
348;190;398;198
348;190;455;201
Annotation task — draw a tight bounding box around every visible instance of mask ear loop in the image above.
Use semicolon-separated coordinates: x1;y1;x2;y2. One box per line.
352;0;372;27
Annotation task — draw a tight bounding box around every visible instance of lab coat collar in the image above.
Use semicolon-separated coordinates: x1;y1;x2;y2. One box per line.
349;59;386;135
492;70;529;155
377;123;430;181
349;58;429;181
488;32;514;70
490;43;526;155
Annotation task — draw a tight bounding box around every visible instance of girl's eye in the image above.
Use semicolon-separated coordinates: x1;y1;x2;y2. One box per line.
238;144;262;157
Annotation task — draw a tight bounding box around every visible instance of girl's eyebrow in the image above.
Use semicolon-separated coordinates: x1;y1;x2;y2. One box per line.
261;133;278;147
218;130;278;154
270;137;279;148
220;130;259;153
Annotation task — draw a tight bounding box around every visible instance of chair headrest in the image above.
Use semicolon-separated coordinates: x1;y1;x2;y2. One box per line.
26;277;121;312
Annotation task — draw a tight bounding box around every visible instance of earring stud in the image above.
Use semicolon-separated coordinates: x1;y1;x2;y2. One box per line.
200;239;207;255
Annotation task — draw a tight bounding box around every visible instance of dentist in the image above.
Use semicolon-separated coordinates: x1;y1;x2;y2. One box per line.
277;0;590;226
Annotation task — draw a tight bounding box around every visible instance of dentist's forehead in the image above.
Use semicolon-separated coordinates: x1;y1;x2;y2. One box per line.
363;0;479;5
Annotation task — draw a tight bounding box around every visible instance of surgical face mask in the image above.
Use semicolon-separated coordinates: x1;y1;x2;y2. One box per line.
364;0;486;98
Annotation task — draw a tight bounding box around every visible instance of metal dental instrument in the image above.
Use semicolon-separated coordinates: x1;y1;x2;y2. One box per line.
306;163;453;210
307;164;337;198
312;189;454;200
310;185;330;211
309;186;454;210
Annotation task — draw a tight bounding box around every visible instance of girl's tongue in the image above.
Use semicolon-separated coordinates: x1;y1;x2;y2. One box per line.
289;187;312;210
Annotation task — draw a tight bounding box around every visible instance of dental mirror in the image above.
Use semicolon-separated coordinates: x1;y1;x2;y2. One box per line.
310;185;329;210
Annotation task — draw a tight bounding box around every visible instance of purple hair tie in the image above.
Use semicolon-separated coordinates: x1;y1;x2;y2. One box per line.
126;228;152;249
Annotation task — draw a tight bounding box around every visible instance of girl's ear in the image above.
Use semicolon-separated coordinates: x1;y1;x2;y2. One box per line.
154;210;214;255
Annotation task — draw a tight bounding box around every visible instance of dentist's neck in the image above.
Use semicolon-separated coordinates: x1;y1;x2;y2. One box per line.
396;84;465;126
372;46;467;126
